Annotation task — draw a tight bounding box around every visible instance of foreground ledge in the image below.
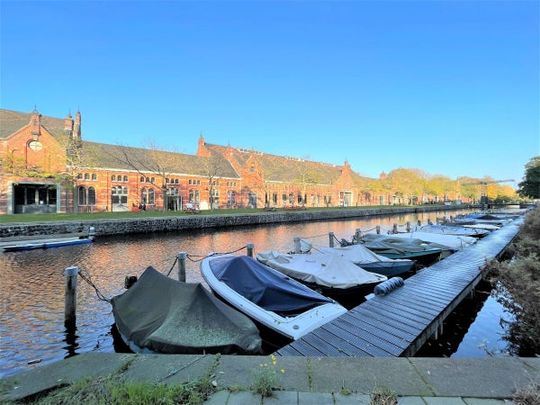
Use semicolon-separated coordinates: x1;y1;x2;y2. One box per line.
1;353;539;402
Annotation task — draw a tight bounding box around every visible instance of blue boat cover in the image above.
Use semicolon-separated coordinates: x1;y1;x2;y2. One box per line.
209;256;333;316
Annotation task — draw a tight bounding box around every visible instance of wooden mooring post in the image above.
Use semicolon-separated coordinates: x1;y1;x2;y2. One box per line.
177;252;187;282
376;225;381;234
392;224;398;234
293;237;302;253
406;221;411;232
64;266;79;327
417;220;422;227
246;243;254;257
328;232;335;248
355;228;361;243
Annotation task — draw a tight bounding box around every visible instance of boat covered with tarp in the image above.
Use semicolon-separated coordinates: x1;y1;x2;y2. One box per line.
418;224;489;238
256;250;387;306
201;255;347;341
111;266;262;355
359;234;444;265
391;231;477;252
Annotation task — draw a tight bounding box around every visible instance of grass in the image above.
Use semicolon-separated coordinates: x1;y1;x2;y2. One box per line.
24;356;220;405
513;382;540;405
0;204;450;224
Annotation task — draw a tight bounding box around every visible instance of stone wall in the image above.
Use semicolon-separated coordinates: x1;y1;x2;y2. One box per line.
0;205;472;238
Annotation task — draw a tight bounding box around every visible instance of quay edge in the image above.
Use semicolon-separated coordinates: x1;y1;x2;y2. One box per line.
0;204;475;238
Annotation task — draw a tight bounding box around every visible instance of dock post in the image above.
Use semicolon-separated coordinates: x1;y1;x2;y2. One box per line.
417;220;422;227
177;252;187;282
64;266;79;328
246;243;254;257
329;232;335;248
355;228;361;243
406;222;411;232
88;226;96;240
376;225;381;235
293;237;302;253
450;215;454;222
428;218;433;225
392;224;398;234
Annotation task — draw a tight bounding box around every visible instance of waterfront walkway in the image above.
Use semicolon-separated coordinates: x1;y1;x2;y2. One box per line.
277;216;523;358
1;353;538;403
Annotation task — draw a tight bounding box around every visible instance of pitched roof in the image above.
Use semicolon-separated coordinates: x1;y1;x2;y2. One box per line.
0;108;66;139
81;141;240;178
205;143;344;185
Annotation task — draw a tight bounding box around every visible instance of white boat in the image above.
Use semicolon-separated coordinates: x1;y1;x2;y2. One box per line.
462;223;501;231
417;224;489;238
257;250;386;307
391;231;476;252
200;255;347;342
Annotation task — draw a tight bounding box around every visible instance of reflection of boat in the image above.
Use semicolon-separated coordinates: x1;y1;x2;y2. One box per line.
201;255;347;343
2;236;93;252
418;224;489;238
391;231;477;252
257;250;386;308
359;234;443;265
111;267;262;354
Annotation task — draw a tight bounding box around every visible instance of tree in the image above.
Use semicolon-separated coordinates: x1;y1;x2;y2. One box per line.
203;155;226;210
518;156;540;199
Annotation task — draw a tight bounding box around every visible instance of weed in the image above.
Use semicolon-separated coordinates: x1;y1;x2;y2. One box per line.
251;354;283;397
513;382;540;405
370;386;397;405
339;383;352;396
306;358;313;392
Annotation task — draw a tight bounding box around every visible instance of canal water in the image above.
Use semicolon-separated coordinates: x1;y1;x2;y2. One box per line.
0;209;513;377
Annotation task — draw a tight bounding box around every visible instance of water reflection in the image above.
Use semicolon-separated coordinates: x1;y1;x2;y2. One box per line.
1;209;481;376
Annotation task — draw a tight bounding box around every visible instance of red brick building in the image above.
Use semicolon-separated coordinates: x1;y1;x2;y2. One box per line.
0;108;448;215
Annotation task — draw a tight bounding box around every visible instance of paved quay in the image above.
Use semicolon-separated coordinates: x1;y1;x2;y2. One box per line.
1;353;538;403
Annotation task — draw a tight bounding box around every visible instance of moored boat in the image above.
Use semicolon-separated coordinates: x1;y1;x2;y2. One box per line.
359;234;443;265
2;236;93;252
391;231;477;252
200;255;347;344
256;250;387;308
111;266;262;355
418;224;489;238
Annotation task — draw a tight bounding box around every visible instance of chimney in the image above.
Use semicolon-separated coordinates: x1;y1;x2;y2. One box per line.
197;133;210;157
64;112;73;136
30;108;41;140
73;111;82;140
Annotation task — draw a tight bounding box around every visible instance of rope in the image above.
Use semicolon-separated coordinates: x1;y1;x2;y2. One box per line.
186;244;249;263
298;232;330;240
78;270;111;303
165;256;179;277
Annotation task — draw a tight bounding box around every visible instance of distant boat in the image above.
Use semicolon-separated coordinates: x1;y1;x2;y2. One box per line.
2;236;93;252
391;231;477;252
111;267;262;355
359;234;443;265
418;224;489;238
201;255;347;344
257;250;387;308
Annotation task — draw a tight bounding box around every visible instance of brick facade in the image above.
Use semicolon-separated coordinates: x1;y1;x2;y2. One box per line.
0;108;467;215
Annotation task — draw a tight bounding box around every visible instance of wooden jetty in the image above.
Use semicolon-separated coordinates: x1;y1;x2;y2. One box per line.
277;216;524;357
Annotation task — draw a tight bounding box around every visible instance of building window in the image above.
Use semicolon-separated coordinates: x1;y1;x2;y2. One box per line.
88;187;96;205
78;186;87;205
150;177;155;184
91;173;97;181
140;176;145;182
273;193;278;205
166;178;170;184
83;173;89;180
145;177;150;183
123;175;128;182
111;175;116;181
174;179;179;184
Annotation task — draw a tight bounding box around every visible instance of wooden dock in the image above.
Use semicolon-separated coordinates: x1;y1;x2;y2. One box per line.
277;217;524;357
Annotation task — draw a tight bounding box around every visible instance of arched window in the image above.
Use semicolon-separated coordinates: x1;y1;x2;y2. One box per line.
88;187;96;205
140;176;145;183
91;173;97;181
123;175;128;182
150;177;155;184
148;188;155;204
84;173;90;180
111;175;116;181
78;186;87;205
141;188;148;204
174;179;179;184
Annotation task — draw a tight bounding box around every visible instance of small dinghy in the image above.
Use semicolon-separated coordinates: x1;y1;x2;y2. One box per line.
359;234;444;265
257;250;387;307
2;236;93;252
462;223;500;231
201;255;347;343
111;267;262;355
418;224;489;238
391;231;477;252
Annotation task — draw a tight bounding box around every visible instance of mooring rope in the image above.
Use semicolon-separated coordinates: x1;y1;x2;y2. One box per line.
78;270;111;303
185;244;249;263
165;256;179;277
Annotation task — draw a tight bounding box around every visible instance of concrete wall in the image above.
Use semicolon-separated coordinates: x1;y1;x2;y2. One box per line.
0;205;473;238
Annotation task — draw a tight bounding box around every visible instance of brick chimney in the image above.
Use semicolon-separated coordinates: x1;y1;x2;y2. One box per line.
64;112;73;136
30;107;41;140
197;133;210;157
73;111;82;140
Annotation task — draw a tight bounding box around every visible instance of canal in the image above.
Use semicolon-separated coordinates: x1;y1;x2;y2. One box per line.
0;209;513;377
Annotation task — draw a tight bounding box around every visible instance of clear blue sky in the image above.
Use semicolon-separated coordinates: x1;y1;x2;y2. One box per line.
1;1;538;183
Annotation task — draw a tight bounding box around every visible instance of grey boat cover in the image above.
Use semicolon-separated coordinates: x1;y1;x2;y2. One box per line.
390;231;476;251
209;256;333;316
419;224;489;238
111;267;262;355
360;234;445;254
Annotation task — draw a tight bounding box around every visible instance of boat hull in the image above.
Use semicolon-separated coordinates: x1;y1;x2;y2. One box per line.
374;249;442;266
358;260;416;277
3;238;93;252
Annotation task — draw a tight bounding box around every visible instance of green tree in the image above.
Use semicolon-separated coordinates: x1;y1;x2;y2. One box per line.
518;156;540;199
